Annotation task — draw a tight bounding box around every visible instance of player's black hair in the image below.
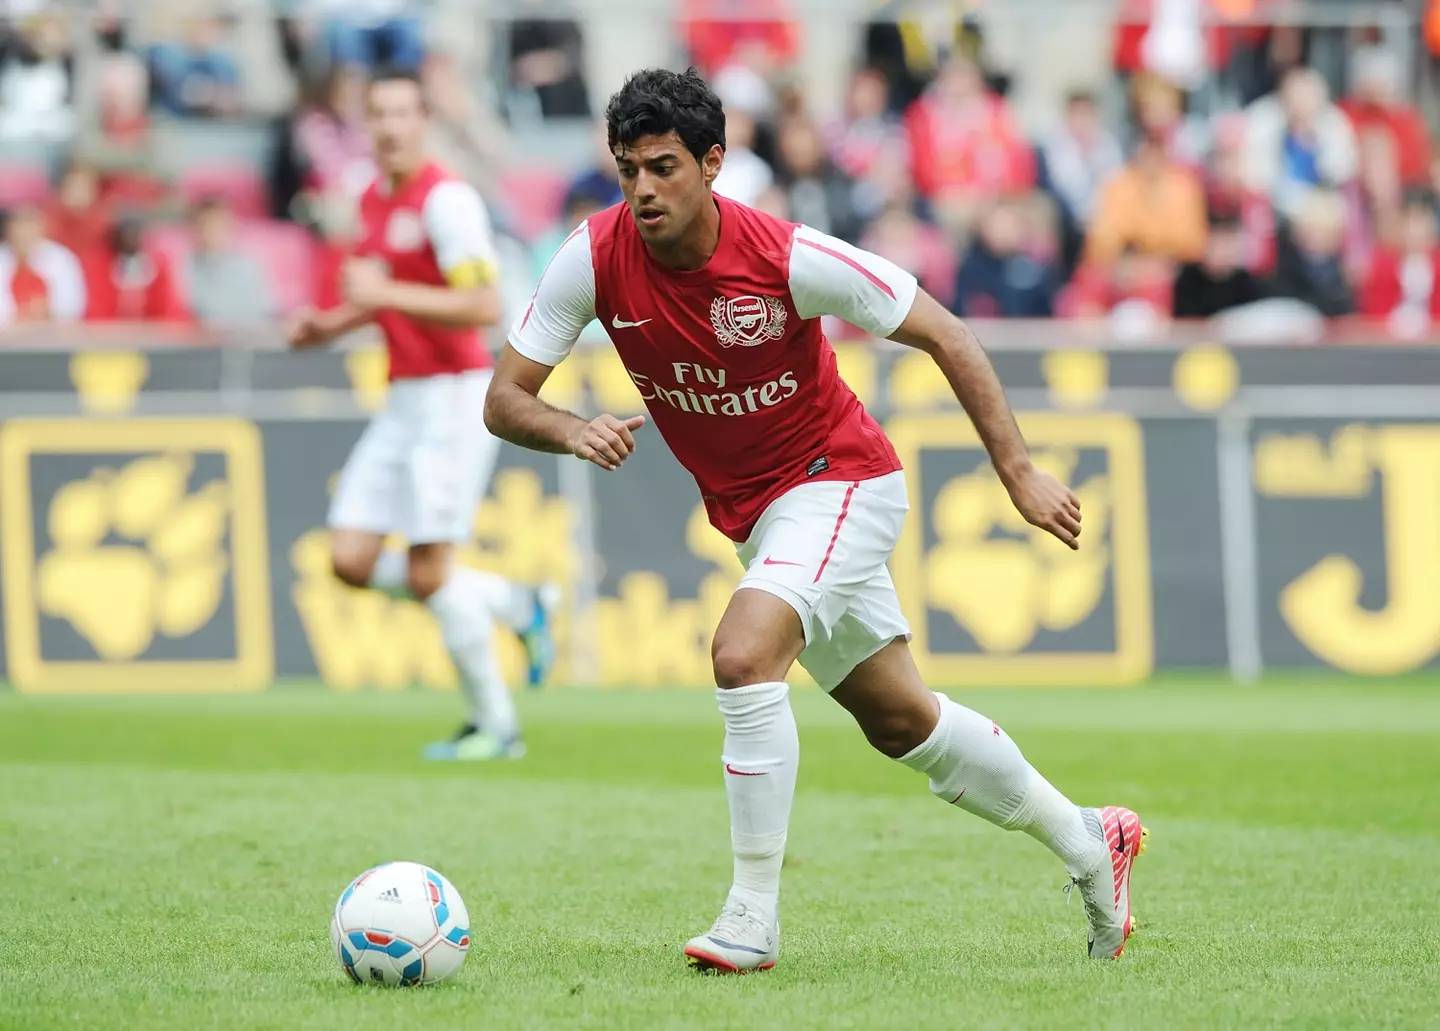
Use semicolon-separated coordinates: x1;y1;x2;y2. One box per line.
605;67;726;164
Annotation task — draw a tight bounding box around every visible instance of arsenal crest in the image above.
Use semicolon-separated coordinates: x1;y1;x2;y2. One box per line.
710;294;787;347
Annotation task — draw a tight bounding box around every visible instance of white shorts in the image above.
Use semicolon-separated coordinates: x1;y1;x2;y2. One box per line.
736;470;912;691
328;369;499;544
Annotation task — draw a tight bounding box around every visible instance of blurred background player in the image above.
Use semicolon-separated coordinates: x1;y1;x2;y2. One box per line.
287;68;554;762
487;68;1145;971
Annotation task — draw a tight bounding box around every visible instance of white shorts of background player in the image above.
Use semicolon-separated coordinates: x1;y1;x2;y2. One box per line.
329;369;499;543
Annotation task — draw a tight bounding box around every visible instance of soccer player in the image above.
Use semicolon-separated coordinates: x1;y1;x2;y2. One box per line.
486;68;1145;968
287;68;554;762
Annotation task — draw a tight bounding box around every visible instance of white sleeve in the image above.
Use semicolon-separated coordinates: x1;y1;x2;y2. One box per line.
38;242;86;322
421;180;500;282
508;222;596;367
788;224;918;338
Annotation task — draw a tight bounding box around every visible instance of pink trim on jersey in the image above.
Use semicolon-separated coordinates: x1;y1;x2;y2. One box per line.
520;221;590;332
814;481;860;583
795;235;897;299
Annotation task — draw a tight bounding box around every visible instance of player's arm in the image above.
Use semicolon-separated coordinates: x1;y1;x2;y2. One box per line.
789;225;1081;548
340;181;504;328
485;225;646;471
287;302;374;349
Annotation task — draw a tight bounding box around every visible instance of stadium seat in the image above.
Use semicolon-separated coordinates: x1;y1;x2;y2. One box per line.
180;164;270;219
497;165;569;242
0;163;53;209
146;218;317;317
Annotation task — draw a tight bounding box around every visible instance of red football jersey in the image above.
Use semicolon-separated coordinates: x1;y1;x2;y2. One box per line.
512;196;918;542
355;162;500;381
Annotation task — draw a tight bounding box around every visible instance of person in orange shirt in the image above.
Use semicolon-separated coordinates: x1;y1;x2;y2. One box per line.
1085;133;1209;265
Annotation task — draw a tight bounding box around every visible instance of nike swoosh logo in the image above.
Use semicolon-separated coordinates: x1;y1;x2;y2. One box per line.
612;315;652;329
1115;818;1127;855
725;763;767;776
762;557;804;567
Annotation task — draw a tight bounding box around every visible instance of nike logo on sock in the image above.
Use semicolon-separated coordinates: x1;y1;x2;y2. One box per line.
725;763;767;776
612;315;652;329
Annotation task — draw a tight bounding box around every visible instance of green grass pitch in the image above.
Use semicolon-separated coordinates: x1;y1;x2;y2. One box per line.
2;678;1438;1030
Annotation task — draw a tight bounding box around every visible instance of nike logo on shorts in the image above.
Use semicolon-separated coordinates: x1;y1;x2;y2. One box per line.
612;315;652;329
762;557;804;567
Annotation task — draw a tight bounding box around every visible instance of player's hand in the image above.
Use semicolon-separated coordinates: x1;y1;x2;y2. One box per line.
286;307;327;349
340;258;392;309
1005;462;1082;550
569;414;647;471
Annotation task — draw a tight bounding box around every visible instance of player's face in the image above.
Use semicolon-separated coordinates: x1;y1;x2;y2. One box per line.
613;132;722;248
366;80;428;175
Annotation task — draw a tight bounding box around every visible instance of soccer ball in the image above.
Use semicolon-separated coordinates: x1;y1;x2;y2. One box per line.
330;861;471;987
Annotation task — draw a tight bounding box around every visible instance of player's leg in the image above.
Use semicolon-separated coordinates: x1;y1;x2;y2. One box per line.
820;592;1146;959
406;371;541;761
683;585;805;974
327;405;408;593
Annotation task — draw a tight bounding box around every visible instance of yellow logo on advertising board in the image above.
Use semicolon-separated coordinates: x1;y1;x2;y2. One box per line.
888;413;1153;686
1255;423;1440;674
0;419;272;693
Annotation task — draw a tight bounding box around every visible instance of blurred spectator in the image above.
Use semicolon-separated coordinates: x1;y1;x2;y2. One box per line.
860;202;955;308
76;51;169;210
310;0;423;72
1339;48;1429;190
1360;189;1440;337
1086;134;1208;265
1041;88;1124;274
1206;115;1277;273
291;65;375;208
712;109;773;207
953;200;1061;318
530;182;610;281
772;116;859;242
1062;248;1176;338
84;216;188;322
1270;188;1355;317
681;0;798;78
565;123;624;212
1042;90;1124;229
310;190;359;311
0;10;74;143
188;197;275;326
904;57;1034;231
42;161;114;266
0;205;86;327
148;16;241;119
825;68;907;182
1129;73;1207;167
752;185;790;220
1242;67;1358;220
507;7;591;120
423;52;508;201
1173;214;1269;318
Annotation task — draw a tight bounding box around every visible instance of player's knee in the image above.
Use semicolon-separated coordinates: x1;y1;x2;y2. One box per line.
711;637;777;690
406;561;447;601
859;710;932;759
330;550;374;590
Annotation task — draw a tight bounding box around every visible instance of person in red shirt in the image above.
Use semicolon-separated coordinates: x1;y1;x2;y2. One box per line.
1361;189;1440;338
286;68;554;762
488;68;1145;972
83;217;189;323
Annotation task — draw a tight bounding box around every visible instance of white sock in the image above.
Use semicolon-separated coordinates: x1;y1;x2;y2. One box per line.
462;567;535;633
427;574;519;739
717;681;797;922
899;693;1104;876
367;550;410;599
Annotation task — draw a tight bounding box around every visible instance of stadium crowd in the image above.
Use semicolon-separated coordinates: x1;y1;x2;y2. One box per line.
1;0;1439;341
